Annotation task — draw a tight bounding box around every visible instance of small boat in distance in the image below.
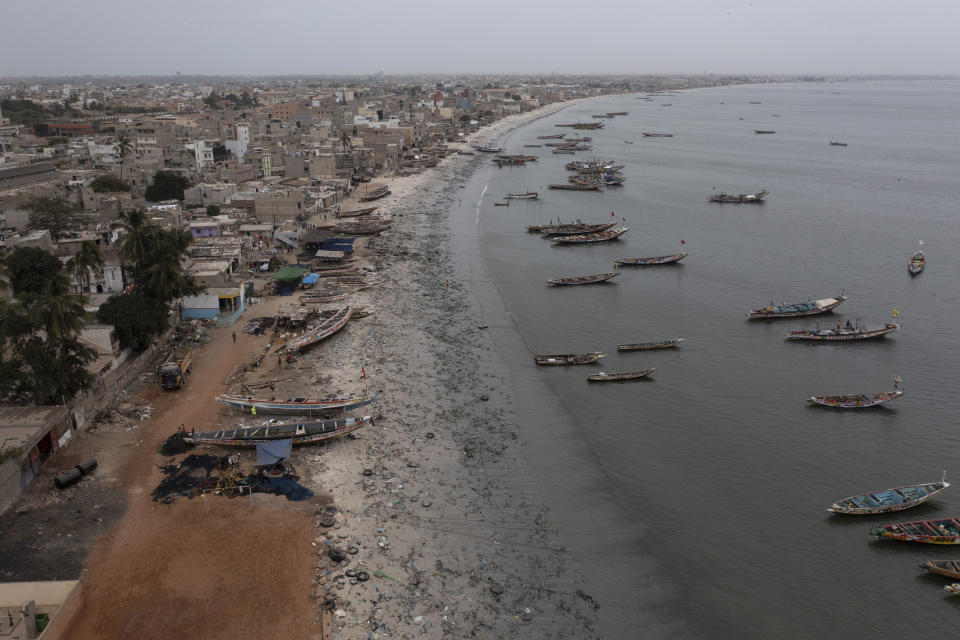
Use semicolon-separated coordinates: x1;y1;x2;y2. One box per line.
830;141;848;147
551;228;629;244
546;272;620;286
747;296;847;319
749;101;762;104
494;202;510;207
505;192;538;200
642;132;674;137
527;222;616;236
872;518;960;544
549;183;601;191
537;134;566;139
616;252;687;266
921;560;960;579
754;130;776;134
708;190;768;203
785;323;900;341
909;248;925;275
534;352;604;366
807;390;904;409
828;473;949;515
473;144;503;153
588;369;655;382
617;338;684;351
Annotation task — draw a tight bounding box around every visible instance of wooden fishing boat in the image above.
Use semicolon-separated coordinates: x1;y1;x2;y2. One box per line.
494;202;510;206
830;141;848;147
807;390;903;409
551;228;628;244
785;323;900;341
607;112;629;116
747;296;847;319
828;474;949;514
359;187;391;202
496;154;537;162
588;368;655;382
909;250;925;275
277;306;352;354
336;206;378;218
537;134;565;139
528;222;616;236
592;114;615;118
754;130;776;134
642;132;674;137
216;393;377;415
921;560;960;579
185;415;372;448
546;272;619;286
505;192;538;199
709;190;769;203
872;518;960;544
472;144;503;153
534;352;604;366
553;149;576;155
616;252;687;266
523;144;542;148
548;183;601;191
617;338;684;351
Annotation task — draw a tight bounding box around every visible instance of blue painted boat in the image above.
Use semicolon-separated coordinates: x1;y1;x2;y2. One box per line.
828;473;949;514
747;296;846;319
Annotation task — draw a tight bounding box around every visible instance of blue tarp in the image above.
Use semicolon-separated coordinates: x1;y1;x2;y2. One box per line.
301;273;320;285
255;439;293;466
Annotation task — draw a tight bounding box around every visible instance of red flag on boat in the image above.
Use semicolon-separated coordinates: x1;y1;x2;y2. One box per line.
622;217;626;222
681;239;686;245
361;366;366;380
611;211;615;217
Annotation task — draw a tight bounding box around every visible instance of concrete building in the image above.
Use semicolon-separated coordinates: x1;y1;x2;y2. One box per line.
0;406;74;515
181;283;245;326
184;141;215;174
224;122;250;162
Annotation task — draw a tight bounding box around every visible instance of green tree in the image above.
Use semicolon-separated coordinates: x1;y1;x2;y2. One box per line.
114;134;133;178
5;246;63;296
145;171;190;201
206;204;221;216
23;196;81;236
66;241;105;292
96;293;168;352
90;174;129;193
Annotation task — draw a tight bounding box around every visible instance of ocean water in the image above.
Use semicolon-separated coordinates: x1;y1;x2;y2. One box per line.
447;80;960;638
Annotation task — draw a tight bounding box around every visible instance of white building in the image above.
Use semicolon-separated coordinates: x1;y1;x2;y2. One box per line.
224;123;250;163
184;140;214;173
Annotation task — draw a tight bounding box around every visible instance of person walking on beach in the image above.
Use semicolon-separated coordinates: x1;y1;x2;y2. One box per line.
232;331;237;343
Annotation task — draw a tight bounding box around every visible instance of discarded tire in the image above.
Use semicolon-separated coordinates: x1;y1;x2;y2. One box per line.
323;505;339;515
328;548;346;563
490;583;505;595
323;599;337;611
346;546;359;555
345;569;358;578
362;469;374;476
319;516;336;528
425;432;435;439
75;459;98;475
356;571;370;582
54;468;82;489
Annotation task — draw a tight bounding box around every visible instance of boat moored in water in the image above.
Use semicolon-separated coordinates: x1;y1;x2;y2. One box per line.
872;517;960;544
616;252;687;266
505;192;538;199
546;272;620;286
534;352;604;366
527;222;616;236
642;132;674;137
786;323;900;341
807;390;903;409
909;249;925;275
828;473;949;514
473;144;503;153
587;368;655;382
709;190;769;203
747;296;847;319
551;227;628;244
921;560;960;579
617;338;684;351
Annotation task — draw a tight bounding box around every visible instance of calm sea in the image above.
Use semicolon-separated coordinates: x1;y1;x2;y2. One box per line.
447;80;960;639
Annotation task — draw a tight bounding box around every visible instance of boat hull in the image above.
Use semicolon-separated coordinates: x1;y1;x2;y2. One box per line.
546;272;619;286
873;518;960;544
922;560;960;579
617;339;684;351
185;416;372;448
588;368;655;382
828;480;949;515
807;391;903;408
747;296;846;319
616;253;687;265
534;353;603;366
216;394;376;415
786;324;900;341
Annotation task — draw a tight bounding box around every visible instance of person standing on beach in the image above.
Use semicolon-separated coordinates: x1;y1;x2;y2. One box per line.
232;331;237;343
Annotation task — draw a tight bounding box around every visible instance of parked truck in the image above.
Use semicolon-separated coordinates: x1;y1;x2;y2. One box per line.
158;348;193;390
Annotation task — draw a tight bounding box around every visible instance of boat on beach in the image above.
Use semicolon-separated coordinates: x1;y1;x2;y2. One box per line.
617;338;684;351
551;227;628;244
215;393;377;415
909;249;925;275
277;306;353;354
185;415;372;447
527;222;616;236
709;190;768;203
360;187;391;202
587;368;655;382
546;272;620;286
336;206;378;218
872;518;960;544
785;323;900;341
534;352;604;366
921;560;960;579
807;390;903;409
473;144;503;153
615;252;687;266
747;296;847;319
828;474;949;515
505;192;538;199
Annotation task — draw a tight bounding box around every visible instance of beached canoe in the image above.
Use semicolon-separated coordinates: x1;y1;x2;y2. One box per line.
807;390;903;409
747;296;847;319
921;560;960;580
534;352;604;366
872;518;960;544
785;323;900;341
277;306;352;354
909;250;925;275
828;475;949;515
616;252;687;266
336;206;378;218
185;415;372;448
546;272;619;286
587;368;655;382
617;338;684;351
215;393;376;415
551;228;628;244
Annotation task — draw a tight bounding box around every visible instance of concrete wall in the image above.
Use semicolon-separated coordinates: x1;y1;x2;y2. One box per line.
0;459;19;516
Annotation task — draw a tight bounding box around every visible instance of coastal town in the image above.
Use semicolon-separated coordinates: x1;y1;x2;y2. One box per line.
0;73;777;638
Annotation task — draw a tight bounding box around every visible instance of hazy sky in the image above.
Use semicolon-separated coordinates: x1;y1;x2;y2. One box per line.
2;0;958;77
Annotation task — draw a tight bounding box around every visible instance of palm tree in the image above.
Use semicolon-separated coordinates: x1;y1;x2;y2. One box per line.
114;209;154;269
66;240;105;293
28;274;87;347
339;131;352;153
114;134;133;178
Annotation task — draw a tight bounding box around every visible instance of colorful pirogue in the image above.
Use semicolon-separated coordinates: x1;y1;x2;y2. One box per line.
527;222;615;236
872;518;960;544
215;393;376;415
185;416;372;447
785;323;900;341
551;228;628;244
921;560;960;579
534;352;604;366
746;296;846;319
807;390;903;408
277;306;352;354
827;474;949;514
